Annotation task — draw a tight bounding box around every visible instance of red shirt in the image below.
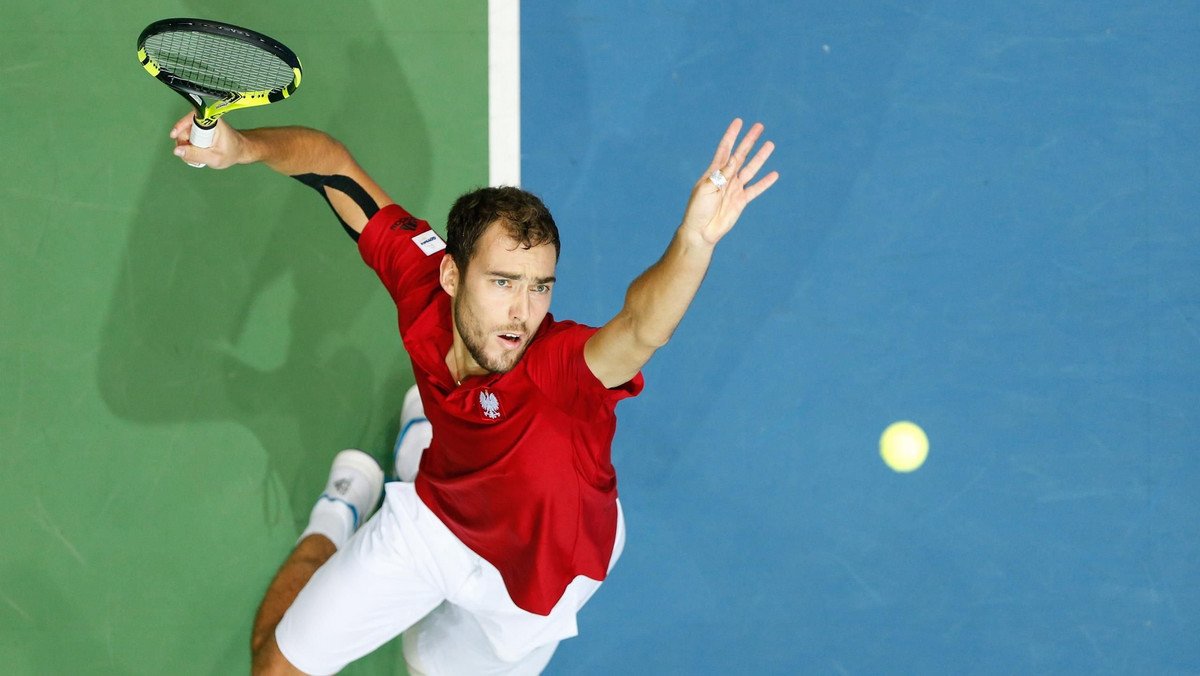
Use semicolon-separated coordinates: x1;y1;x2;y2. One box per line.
359;204;643;615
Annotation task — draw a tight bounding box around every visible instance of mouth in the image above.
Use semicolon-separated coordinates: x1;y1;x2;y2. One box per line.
496;332;524;350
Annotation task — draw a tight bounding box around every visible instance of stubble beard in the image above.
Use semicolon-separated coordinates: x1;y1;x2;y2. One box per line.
454;289;529;375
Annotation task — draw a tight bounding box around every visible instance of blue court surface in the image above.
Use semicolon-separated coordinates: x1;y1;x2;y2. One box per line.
0;1;1196;673
522;1;1199;674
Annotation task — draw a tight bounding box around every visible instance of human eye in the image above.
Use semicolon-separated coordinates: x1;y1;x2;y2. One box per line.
494;279;511;288
532;284;550;294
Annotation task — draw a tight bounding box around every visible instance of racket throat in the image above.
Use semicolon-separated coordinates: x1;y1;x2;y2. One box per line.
193;114;218;130
173;89;208;117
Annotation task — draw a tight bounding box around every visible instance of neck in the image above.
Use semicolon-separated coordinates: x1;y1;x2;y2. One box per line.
446;333;482;386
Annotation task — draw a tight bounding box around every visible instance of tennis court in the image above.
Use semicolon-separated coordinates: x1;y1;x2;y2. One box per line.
1;1;1196;673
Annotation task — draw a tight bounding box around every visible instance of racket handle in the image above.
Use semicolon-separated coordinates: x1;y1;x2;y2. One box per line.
186;117;217;168
190;118;217;149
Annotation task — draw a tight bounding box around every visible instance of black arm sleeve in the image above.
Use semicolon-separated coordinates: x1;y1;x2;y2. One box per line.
292;173;382;242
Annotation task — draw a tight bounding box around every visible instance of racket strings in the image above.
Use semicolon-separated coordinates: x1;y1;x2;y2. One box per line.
145;31;295;94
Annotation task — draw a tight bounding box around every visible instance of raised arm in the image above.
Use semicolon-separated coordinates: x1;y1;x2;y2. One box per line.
169;115;394;235
583;119;779;388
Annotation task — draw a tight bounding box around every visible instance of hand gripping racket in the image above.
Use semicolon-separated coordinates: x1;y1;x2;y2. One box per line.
137;18;302;164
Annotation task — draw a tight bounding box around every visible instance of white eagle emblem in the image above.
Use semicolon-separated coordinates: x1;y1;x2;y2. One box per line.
479;390;501;419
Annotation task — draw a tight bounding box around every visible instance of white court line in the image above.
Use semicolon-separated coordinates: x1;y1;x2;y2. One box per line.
489;0;521;187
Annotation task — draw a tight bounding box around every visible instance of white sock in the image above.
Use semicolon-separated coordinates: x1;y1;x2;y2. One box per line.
395;419;432;482
299;497;355;550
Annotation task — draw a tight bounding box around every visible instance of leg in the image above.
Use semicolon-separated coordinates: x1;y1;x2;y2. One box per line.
250;450;385;675
393;385;431;481
250;535;336;675
271;481;458;675
398;500;627;675
402;603;559;676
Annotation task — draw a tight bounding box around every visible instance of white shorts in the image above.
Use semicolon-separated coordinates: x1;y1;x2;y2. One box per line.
276;481;624;675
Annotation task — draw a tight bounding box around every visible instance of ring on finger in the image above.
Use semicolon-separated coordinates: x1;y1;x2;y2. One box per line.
707;169;727;188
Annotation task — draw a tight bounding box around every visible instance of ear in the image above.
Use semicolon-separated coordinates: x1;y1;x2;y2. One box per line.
439;255;460;296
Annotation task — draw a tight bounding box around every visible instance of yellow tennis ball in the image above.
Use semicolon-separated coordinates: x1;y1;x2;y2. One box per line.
880;421;929;472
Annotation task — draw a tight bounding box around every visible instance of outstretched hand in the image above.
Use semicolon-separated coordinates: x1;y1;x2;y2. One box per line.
680;119;778;246
168;114;248;170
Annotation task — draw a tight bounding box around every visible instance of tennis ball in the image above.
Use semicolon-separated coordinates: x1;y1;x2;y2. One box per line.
880;421;929;472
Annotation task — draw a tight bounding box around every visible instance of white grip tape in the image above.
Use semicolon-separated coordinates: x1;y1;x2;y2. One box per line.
190;120;216;148
187;119;215;168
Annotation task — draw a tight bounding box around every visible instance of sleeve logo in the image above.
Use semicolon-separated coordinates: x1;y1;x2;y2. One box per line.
390;216;420;231
412;231;447;256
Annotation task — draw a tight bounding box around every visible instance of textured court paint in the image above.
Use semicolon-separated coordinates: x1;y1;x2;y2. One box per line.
0;1;486;674
522;1;1199;674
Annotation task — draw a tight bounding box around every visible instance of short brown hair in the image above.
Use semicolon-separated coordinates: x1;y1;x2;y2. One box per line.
446;187;560;273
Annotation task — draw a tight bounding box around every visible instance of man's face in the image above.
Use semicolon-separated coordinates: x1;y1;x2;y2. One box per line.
443;221;557;375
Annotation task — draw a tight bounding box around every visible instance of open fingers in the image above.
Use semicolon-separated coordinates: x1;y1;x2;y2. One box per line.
736;140;775;186
708;118;744;170
731;122;764;169
702;119;778;206
707;119;771;183
743;170;779;203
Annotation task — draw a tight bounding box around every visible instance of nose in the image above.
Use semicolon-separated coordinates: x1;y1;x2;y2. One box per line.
509;289;529;323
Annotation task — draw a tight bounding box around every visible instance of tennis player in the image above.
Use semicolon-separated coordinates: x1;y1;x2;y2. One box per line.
170;114;777;675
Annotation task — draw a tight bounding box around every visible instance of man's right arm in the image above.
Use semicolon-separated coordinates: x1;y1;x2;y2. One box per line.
169;115;394;235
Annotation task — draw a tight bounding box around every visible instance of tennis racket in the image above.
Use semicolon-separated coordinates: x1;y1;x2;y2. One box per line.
137;18;302;161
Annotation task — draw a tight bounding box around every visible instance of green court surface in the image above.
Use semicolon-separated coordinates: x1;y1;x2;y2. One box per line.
0;2;486;673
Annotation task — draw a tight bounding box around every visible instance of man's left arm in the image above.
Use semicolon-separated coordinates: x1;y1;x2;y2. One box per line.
584;119;779;388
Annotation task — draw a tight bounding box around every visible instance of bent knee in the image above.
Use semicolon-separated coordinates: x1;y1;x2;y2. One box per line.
251;632;309;676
